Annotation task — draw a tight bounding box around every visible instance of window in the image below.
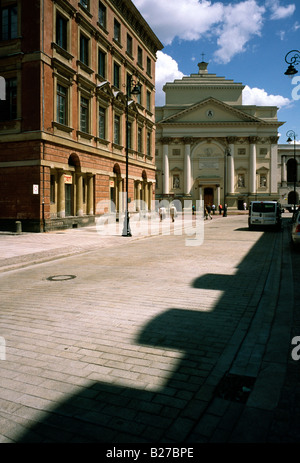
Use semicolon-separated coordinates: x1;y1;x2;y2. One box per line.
252;203;274;213
260;148;268;156
137;46;143;66
147;132;151;156
98;2;106;28
113;62;120;89
127;34;132;56
146;91;151;111
172;149;181;156
80;33;89;65
136;84;142;105
114;114;120;145
1;4;17;40
80;96;89;133
56;13;68;50
56;84;67;125
80;0;89;10
137;127;142;152
0;77;17;121
114;19;121;43
98;49;106;77
147;57;151;76
99;106;106;139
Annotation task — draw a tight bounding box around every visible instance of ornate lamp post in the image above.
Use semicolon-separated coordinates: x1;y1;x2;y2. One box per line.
122;76;141;237
284;50;300;76
286;130;298;215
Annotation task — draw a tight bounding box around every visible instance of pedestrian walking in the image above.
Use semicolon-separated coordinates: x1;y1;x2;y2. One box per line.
206;205;212;220
219;204;223;215
170;204;177;222
223;204;228;217
159;206;166;221
212;204;216;215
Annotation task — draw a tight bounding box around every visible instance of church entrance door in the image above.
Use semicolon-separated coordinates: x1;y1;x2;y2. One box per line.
204;187;214;206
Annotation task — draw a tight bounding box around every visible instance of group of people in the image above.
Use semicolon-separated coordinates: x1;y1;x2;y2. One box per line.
205;203;228;219
159;205;177;222
158;203;229;221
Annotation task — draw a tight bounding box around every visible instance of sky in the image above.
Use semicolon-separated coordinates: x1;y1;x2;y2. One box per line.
132;0;300;144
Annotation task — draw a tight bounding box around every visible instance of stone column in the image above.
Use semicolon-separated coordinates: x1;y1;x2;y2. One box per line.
162;138;170;195
57;170;65;218
87;174;94;215
270;136;279;194
184;138;192;195
249;137;258;194
144;182;149;210
137;182;142;210
282;155;287;184
217;185;221;207
76;173;83;216
199;185;203;203
227;137;236;194
149;183;153;210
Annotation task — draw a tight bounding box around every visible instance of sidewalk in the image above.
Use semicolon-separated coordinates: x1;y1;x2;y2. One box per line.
0;212;209;273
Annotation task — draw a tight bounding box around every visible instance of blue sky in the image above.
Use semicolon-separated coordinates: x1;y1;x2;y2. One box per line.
132;0;300;144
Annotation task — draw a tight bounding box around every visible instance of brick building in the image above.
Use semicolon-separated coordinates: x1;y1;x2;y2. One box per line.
0;0;163;232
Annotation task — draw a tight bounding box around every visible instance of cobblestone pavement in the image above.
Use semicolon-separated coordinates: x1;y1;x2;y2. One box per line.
0;214;297;443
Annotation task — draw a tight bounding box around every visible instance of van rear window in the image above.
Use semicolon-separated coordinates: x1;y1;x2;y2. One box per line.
252;203;275;213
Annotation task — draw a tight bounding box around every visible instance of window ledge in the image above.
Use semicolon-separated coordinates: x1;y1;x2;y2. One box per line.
52;43;74;61
77;60;94;75
77;130;93;140
52;121;74;133
95;136;110;146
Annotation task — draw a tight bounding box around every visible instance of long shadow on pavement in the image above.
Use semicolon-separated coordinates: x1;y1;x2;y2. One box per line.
15;231;279;443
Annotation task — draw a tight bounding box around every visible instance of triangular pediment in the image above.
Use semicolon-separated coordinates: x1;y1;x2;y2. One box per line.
159;97;266;125
96;81;114;98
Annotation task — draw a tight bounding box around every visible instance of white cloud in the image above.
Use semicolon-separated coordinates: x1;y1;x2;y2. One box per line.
243;85;292;108
132;0;223;45
214;0;265;64
155;51;184;105
133;0;267;64
266;0;296;20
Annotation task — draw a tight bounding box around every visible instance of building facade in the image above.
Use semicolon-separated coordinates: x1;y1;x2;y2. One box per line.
155;62;284;211
278;143;300;210
0;0;163;232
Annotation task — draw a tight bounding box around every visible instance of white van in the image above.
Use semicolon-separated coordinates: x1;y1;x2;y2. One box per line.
248;201;282;230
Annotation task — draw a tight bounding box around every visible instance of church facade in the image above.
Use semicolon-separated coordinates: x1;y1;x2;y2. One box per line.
155;62;284;211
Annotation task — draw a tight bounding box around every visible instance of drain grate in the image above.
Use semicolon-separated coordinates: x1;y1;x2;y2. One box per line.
214;373;256;403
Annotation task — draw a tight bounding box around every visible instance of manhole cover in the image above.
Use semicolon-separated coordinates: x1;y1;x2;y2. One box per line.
214;373;256;403
47;275;77;281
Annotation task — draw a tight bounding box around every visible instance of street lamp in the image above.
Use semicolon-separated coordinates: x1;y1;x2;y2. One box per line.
122;76;141;237
284;50;300;76
286;130;298;216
